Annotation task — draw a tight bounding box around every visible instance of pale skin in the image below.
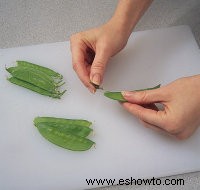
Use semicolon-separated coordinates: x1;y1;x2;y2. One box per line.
70;0;200;139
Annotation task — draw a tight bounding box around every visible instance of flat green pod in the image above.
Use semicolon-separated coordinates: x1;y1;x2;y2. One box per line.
36;124;94;151
17;60;63;80
7;77;64;99
104;84;161;102
34;117;93;138
34;117;92;127
6;66;57;93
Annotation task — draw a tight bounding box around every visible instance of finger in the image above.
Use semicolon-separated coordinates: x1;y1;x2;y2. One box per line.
85;47;95;65
90;47;110;86
122;87;166;104
70;39;95;92
139;119;165;133
73;55;96;93
143;103;159;111
86;64;91;74
122;102;165;128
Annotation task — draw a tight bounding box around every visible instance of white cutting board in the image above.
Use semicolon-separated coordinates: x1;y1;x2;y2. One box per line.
0;26;200;190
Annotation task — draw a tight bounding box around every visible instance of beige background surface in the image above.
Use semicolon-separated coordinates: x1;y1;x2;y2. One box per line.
0;0;200;190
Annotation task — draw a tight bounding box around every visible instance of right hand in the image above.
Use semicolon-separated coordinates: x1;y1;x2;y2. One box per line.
121;75;200;140
70;20;130;93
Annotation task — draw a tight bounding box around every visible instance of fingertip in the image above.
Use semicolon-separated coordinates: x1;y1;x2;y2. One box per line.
121;91;134;101
121;102;133;110
121;91;132;96
83;81;96;93
88;86;96;94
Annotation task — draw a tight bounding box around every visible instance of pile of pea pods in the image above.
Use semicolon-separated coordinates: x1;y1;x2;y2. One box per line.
6;60;66;99
34;117;94;151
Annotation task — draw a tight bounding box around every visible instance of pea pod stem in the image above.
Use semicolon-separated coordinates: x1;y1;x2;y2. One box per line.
90;81;103;90
104;84;161;102
56;79;65;85
56;81;65;88
58;89;67;96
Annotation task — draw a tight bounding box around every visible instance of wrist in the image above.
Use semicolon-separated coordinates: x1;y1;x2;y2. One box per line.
109;0;153;38
107;16;133;41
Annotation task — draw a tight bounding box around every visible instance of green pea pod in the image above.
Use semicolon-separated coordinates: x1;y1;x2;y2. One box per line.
16;64;55;83
36;122;92;137
7;77;63;99
17;60;63;80
6;66;57;93
36;123;95;151
104;91;125;102
34;117;92;127
90;81;103;90
34;117;93;138
104;84;161;102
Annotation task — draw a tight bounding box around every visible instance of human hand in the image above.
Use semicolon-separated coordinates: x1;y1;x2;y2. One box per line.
70;19;130;93
121;75;200;140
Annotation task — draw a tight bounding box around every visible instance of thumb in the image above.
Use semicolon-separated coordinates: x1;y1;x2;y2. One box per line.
122;88;165;104
90;49;110;85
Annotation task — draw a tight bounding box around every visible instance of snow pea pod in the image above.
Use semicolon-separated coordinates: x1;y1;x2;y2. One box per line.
17;65;55;83
90;81;103;90
6;66;57;93
17;60;63;80
7;77;64;98
34;117;92;137
36;123;92;138
104;84;161;102
34;117;92;127
36;123;94;151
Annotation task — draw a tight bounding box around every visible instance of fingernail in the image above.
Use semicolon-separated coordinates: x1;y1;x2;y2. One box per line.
92;73;101;86
121;91;134;97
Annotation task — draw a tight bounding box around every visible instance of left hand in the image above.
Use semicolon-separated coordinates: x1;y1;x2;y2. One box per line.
121;75;200;140
70;20;129;93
